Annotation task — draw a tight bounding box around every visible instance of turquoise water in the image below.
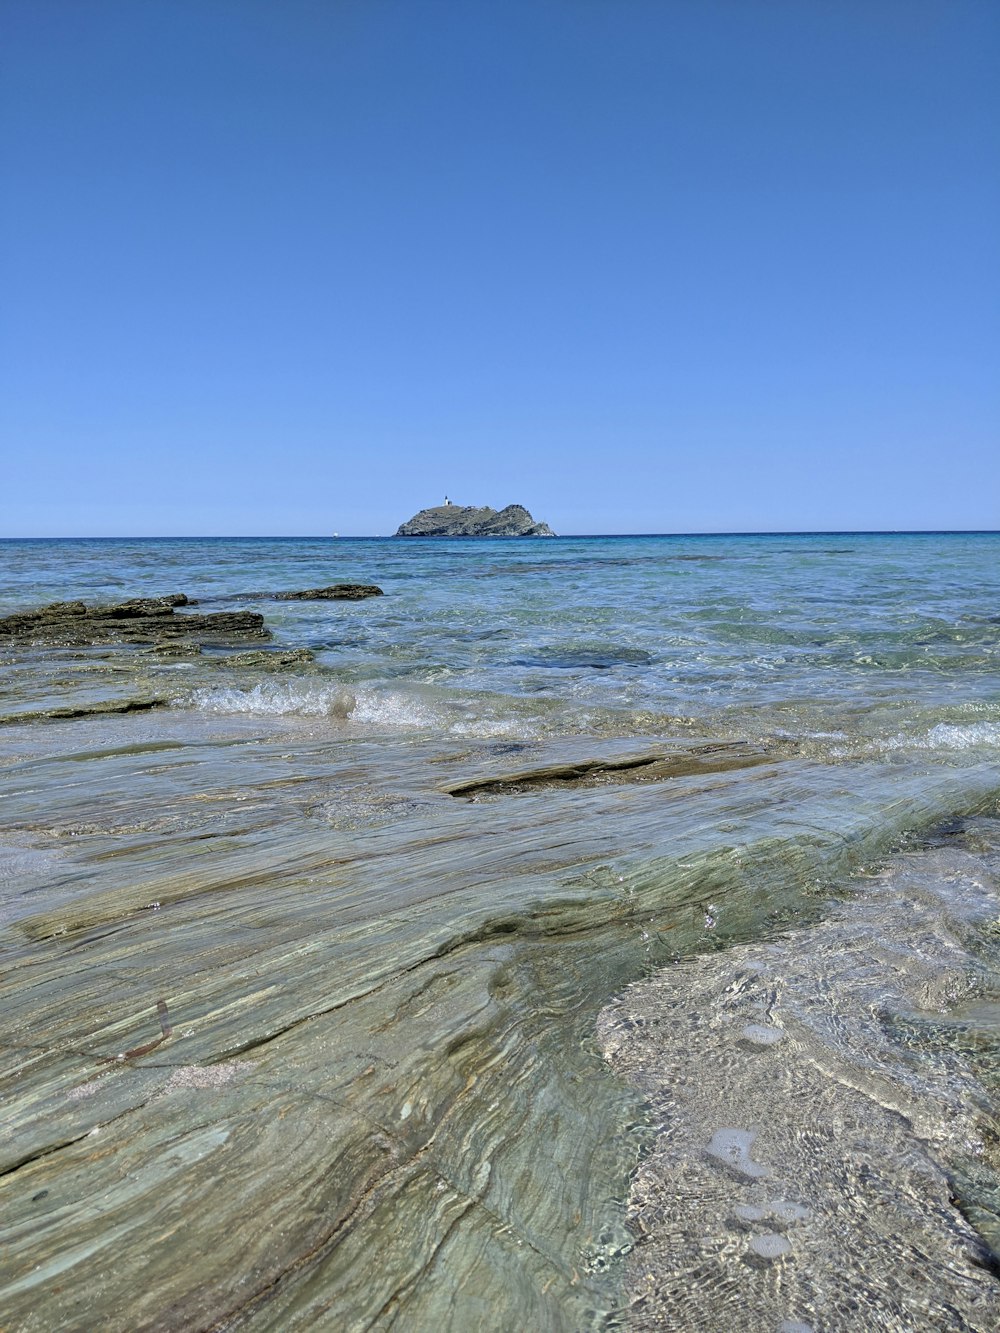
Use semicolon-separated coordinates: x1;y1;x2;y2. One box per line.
1;533;999;1330
3;532;999;754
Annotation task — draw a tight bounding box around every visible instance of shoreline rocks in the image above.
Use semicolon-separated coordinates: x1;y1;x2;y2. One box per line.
0;585;384;649
188;584;385;605
264;584;383;601
0;596;268;648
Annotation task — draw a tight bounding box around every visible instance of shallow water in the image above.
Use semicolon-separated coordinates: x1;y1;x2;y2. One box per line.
3;533;1000;751
0;534;998;1329
599;819;1000;1330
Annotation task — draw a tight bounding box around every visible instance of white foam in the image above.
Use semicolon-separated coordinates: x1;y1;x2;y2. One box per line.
451;718;538;740
187;681;539;740
190;682;439;730
916;722;1000;751
845;720;1000;759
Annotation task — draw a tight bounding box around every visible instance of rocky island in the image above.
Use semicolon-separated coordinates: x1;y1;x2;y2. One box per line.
395;501;555;538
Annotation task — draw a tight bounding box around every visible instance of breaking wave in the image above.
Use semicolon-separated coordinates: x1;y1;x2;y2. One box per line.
831;720;1000;760
190;682;439;728
186;681;540;740
902;721;1000;751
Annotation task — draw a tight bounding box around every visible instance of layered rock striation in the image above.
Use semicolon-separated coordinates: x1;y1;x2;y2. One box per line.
395;503;555;538
0;596;268;648
0;585;384;649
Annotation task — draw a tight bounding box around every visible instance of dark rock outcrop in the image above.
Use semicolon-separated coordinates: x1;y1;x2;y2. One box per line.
271;584;383;601
0;597;268;647
195;585;384;605
441;741;774;798
395;503;555;538
0;584;384;650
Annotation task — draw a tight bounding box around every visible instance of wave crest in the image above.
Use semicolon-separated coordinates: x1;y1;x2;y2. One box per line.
190;682;438;729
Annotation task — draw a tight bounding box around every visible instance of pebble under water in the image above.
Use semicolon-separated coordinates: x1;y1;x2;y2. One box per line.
599;822;1000;1331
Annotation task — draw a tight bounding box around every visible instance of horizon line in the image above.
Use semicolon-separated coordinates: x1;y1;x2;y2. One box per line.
2;529;999;541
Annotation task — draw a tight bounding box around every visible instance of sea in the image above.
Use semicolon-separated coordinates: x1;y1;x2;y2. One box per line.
1;532;999;1331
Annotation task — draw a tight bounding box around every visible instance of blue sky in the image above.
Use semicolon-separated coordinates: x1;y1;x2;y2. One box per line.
2;0;997;535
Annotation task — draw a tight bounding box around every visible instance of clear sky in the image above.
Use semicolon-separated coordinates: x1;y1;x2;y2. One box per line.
1;0;997;536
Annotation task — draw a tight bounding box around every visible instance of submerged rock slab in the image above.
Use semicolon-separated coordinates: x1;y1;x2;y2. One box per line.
217;648;317;670
0;696;168;726
0;597;268;647
395;503;555;537
1;720;998;1330
442;741;775;798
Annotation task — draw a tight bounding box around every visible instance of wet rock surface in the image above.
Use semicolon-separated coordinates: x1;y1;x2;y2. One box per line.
395;502;555;537
0;584;382;651
0;596;268;647
271;583;383;600
0;696;168;726
217;647;317;670
1;720;997;1330
211;584;384;602
443;741;776;798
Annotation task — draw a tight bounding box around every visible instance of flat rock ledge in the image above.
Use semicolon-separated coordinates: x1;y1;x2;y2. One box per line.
0;585;385;649
247;584;384;601
395;503;555;537
0;596;268;648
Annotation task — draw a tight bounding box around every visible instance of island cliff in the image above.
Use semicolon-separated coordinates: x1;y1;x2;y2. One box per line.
395;502;555;538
